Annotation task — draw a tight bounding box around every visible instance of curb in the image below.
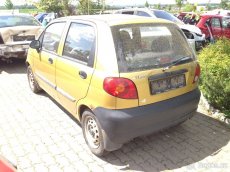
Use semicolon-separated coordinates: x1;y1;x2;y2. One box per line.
199;92;230;126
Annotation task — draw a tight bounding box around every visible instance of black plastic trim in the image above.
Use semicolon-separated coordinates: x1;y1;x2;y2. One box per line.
93;88;200;149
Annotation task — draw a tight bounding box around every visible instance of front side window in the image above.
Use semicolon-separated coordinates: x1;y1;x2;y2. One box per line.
63;23;95;64
211;18;221;28
112;23;194;72
42;22;66;53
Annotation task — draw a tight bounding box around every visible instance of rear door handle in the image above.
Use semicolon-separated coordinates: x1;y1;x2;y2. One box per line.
79;71;87;79
48;58;53;64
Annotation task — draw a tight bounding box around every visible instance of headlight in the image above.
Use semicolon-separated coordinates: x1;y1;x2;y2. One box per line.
183;30;194;39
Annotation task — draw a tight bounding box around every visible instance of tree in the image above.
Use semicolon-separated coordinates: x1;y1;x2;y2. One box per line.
220;0;229;9
168;5;172;11
34;0;75;16
145;1;149;7
5;0;13;9
175;0;183;11
77;0;103;15
156;3;161;9
35;0;63;13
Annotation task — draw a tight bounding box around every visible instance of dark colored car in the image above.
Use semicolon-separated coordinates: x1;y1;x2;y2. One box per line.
35;13;48;23
177;12;200;25
197;14;230;41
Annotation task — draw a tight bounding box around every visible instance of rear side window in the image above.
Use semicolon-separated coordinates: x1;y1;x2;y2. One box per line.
63;23;95;64
211;18;221;28
111;23;194;72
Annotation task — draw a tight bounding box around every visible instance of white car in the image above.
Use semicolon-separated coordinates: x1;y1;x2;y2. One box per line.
0;13;42;61
114;8;206;51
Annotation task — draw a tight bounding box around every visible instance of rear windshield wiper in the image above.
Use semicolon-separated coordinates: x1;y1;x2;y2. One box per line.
162;56;192;72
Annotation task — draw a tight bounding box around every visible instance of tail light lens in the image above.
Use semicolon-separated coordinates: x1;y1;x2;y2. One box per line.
193;63;201;83
103;77;138;99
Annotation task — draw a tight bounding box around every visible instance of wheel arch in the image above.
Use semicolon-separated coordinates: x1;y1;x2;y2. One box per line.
78;104;92;121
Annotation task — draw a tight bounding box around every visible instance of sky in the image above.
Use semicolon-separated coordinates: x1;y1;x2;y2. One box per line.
0;0;221;6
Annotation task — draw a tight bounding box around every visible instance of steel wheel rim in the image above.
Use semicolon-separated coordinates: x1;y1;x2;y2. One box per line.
85;116;100;149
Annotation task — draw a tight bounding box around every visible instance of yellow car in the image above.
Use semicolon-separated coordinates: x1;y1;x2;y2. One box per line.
26;14;201;156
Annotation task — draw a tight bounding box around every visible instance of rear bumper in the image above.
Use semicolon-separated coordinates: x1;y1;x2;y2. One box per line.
0;44;29;59
93;88;200;151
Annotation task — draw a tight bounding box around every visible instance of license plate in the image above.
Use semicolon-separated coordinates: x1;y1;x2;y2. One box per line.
150;74;186;95
13;35;35;42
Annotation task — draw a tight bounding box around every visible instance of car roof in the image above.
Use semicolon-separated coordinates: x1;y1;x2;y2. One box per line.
201;13;229;17
54;14;173;26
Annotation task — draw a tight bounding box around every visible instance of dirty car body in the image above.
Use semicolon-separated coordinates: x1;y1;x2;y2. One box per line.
0;14;42;61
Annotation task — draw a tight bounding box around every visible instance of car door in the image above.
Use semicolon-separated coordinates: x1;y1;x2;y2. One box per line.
33;22;66;98
210;17;222;39
55;22;95;116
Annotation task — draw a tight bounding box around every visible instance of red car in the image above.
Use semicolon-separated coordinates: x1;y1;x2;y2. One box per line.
197;14;230;41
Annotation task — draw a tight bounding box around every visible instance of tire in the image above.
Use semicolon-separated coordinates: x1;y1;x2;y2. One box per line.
81;110;107;156
27;66;42;93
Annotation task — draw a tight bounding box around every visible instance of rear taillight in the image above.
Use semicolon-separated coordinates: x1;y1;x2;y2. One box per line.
103;77;138;99
193;63;201;83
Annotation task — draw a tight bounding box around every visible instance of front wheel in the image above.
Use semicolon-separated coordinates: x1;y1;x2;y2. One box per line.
27;66;42;93
81;110;107;156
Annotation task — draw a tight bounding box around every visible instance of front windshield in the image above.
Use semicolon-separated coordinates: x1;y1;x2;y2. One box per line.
152;10;184;24
0;15;41;28
111;23;194;72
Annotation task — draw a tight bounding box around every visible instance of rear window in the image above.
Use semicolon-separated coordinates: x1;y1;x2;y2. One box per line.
111;23;194;72
0;15;40;28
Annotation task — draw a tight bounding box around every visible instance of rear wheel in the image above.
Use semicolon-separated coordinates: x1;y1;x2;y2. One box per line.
27;66;42;93
81;110;107;156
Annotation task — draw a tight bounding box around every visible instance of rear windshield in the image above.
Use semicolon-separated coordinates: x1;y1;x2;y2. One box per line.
111;23;194;72
0;15;41;28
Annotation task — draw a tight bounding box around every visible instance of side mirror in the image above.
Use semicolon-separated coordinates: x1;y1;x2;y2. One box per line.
30;40;41;52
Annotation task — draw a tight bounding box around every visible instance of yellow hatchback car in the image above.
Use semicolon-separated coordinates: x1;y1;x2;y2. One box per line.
26;15;201;156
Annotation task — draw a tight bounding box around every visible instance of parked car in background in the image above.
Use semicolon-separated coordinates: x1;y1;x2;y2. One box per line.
0;13;42;61
35;12;48;23
114;8;206;51
177;12;200;25
43;12;58;23
197;13;230;41
26;14;200;156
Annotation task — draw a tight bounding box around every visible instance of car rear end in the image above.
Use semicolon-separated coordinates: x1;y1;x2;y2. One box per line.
88;17;201;151
0;14;42;61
